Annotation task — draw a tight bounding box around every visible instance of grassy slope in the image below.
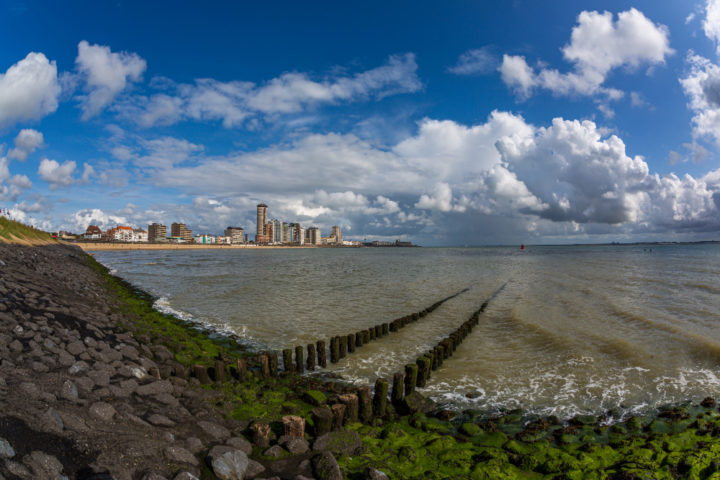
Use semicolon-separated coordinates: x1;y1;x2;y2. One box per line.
82;248;720;479
0;217;56;245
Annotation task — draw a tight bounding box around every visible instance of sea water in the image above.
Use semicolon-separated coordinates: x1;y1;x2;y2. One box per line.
94;244;720;419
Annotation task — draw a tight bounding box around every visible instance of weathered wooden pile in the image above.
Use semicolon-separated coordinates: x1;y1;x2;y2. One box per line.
186;284;507;433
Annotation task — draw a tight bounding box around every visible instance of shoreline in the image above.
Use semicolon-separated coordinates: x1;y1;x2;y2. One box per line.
3;233;720;477
71;241;317;251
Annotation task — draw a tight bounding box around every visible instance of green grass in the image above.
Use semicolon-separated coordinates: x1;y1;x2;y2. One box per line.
0;217;55;243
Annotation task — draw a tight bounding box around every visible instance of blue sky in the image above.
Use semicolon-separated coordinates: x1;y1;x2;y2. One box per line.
2;1;720;245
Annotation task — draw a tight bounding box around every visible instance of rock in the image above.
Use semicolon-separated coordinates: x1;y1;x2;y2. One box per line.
226;436;252;455
66;340;85;356
198;420;231;441
174;473;200;480
57;410;90;432
312;452;343;480
74;376;95;395
9;340;23;352
147;414;176;427
120;345;140;361
246;460;266;478
209;449;249;480
185;437;204;454
141;474;168;480
152;392;180;407
282;415;305;438
45;407;64;432
89;402;117;422
303;390;327;406
60;380;79;401
68;360;90;375
57;349;75;367
25;451;64;478
88;369;110;386
164;446;198;466
364;467;389;479
123;412;152;428
280;436;309;455
0;437;15;458
401;391;436;415
263;445;285;458
136;379;174;396
5;460;31;477
152;344;175;361
313;430;364;456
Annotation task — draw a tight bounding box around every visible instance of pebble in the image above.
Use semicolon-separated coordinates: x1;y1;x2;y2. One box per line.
60;380;79;401
68;360;90;375
163;446;198;466
89;402;117;422
264;445;286;459
226;436;252;455
0;437;15;458
209;449;249;480
198;420;231;441
147;414;175;427
173;473;200;480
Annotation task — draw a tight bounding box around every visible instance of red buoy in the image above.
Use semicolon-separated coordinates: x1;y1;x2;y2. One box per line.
520;244;525;250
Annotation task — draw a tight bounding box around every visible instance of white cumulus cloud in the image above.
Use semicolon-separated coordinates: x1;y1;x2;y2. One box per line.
75;40;147;119
0;53;60;128
38;158;77;189
680;53;720;145
8;129;44;162
704;0;720;54
500;9;672;102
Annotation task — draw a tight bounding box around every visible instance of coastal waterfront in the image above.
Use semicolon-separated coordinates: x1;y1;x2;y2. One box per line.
94;244;720;420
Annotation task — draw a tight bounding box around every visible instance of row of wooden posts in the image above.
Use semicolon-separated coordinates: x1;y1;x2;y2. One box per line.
284;286;471;373
181;286;504;432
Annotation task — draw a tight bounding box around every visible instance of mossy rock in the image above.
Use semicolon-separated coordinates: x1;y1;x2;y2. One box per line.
398;445;419;462
470;458;532;480
425;435;457;454
460;423;481;436
496;423;523;436
538;449;581;474
409;412;427;429
472;432;508;448
648;419;673;434
572;414;597;425
303;389;327;406
422;418;452;435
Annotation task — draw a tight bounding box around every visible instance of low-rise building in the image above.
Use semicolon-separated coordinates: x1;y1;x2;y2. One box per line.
194;234;216;244
84;225;102;240
133;228;148;242
216;236;232;244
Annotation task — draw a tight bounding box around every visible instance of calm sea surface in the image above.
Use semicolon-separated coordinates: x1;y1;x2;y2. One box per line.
93;245;720;420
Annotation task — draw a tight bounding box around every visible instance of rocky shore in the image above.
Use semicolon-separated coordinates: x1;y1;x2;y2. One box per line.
0;242;363;480
5;231;720;479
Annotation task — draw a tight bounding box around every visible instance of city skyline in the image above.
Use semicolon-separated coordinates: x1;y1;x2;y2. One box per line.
3;2;720;245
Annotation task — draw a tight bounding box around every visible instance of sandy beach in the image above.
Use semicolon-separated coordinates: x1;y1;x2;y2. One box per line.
71;241;316;251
